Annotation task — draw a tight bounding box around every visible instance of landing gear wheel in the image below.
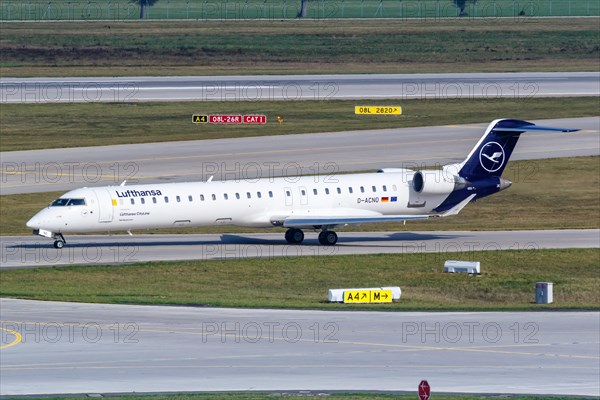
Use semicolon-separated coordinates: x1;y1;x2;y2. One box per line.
318;230;338;246
285;228;304;244
53;233;66;249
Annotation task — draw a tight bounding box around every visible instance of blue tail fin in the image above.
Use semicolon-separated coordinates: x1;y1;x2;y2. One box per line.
458;119;578;180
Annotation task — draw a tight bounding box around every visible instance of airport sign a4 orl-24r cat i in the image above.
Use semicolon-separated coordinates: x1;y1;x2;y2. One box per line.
192;114;267;124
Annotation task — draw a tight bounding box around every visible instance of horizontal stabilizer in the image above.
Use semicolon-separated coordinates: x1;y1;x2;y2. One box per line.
494;125;579;133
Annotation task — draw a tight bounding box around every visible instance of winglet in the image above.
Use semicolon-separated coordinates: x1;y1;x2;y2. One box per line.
441;194;476;217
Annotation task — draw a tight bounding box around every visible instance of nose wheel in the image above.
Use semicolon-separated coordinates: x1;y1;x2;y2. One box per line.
318;230;338;246
53;233;66;249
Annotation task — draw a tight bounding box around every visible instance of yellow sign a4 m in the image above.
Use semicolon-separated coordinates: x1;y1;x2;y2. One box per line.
344;289;393;303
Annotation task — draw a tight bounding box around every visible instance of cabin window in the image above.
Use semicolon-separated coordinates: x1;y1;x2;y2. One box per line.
383;185;387;192
301;189;306;196
325;188;330;195
130;198;135;205
236;193;240;199
247;192;252;199
224;193;229;200
313;188;318;195
349;187;353;194
176;196;181;202
257;192;262;199
392;185;397;191
286;190;291;197
164;197;169;203
152;197;157;204
119;199;124;206
269;191;273;198
188;195;193;202
211;194;216;201
360;186;365;193
372;186;376;193
141;198;145;205
200;194;205;201
337;187;341;194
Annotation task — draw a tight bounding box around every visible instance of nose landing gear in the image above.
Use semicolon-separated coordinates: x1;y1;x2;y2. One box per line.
53;233;66;249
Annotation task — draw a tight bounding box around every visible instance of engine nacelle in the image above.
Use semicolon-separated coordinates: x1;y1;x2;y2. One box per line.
412;170;465;195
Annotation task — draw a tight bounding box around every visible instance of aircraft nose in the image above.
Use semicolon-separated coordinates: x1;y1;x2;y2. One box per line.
27;217;39;229
26;215;40;229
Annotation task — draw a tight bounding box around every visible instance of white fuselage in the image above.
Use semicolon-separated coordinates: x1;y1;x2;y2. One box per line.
27;118;573;247
27;170;450;234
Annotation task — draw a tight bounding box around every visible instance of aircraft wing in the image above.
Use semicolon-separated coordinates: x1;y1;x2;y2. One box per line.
282;194;476;228
283;214;429;228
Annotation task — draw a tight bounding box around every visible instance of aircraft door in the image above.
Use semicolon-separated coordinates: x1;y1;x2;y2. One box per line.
93;188;114;222
299;186;308;205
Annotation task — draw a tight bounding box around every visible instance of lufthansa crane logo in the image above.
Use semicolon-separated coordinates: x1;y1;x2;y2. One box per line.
479;142;505;173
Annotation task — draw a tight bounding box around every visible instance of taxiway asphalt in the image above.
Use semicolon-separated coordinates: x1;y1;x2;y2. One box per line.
1;72;599;103
1;298;598;396
2;117;598;195
1;229;598;269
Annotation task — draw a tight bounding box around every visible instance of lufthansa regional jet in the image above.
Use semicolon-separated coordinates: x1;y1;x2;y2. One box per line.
27;119;576;248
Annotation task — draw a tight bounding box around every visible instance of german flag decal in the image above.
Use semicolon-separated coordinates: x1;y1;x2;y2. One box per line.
381;197;389;202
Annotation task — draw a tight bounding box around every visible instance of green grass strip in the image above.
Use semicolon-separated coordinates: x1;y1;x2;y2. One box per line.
1;97;598;152
1;19;598;76
1;249;598;310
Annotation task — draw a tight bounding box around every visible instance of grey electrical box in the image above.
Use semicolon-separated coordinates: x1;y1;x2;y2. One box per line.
536;282;554;304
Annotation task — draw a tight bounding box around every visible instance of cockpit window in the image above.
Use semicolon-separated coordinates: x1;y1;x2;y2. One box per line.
50;199;69;207
50;198;86;207
68;199;86;206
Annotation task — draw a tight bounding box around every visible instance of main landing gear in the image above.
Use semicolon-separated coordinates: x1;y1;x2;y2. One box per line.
284;228;304;244
318;230;338;246
53;233;66;249
284;228;338;246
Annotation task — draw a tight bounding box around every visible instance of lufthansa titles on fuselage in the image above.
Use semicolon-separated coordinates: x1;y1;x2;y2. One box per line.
115;189;163;198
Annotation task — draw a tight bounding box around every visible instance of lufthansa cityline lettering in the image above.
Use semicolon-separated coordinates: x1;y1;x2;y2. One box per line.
115;189;163;198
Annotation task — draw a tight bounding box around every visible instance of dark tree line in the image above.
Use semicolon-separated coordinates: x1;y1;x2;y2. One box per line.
132;0;478;20
131;0;159;19
453;0;478;16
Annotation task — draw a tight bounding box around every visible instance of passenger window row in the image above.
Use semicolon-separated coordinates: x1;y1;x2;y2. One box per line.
306;185;396;196
123;185;398;205
126;190;275;205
